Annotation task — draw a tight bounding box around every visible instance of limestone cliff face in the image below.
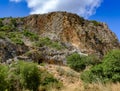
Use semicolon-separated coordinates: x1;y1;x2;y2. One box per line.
24;12;120;57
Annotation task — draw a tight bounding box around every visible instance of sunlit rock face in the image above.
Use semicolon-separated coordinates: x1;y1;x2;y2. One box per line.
24;12;120;57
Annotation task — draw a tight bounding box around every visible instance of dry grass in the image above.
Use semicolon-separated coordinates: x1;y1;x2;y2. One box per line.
82;82;120;91
38;64;120;91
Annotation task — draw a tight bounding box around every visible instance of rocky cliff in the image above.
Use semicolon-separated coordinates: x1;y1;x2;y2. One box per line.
24;12;120;56
0;12;120;64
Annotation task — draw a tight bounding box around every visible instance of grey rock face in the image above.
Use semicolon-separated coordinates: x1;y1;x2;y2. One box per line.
0;39;28;63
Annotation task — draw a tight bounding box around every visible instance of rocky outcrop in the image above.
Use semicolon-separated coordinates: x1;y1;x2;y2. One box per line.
38;46;86;65
24;12;120;58
0;39;28;63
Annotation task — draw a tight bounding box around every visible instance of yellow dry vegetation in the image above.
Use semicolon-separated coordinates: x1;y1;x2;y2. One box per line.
39;64;120;91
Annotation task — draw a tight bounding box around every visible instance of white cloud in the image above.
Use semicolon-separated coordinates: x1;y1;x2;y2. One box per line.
10;0;103;18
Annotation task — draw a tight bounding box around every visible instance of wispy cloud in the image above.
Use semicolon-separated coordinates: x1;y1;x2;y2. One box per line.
10;0;103;18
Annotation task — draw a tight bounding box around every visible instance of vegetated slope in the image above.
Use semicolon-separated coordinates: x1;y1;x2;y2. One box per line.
0;11;120;64
42;64;120;91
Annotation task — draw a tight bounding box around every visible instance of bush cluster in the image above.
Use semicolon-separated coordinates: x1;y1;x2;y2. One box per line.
7;32;24;45
23;30;39;41
0;25;13;31
0;61;61;91
81;49;120;83
66;53;99;72
0;18;18;32
67;53;86;71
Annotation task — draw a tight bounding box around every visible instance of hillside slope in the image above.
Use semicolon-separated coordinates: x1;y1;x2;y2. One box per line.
0;12;120;64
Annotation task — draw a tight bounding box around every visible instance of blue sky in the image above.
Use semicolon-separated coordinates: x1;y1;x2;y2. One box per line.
0;0;120;41
90;0;120;41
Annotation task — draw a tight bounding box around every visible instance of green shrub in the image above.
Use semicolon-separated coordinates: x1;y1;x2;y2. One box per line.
0;61;62;91
10;18;17;27
36;37;52;46
102;49;120;82
91;20;100;26
0;32;6;39
0;22;16;31
67;53;86;71
0;61;41;91
81;64;104;83
0;65;8;91
36;37;64;50
50;42;64;50
21;62;41;91
40;70;62;91
11;38;24;45
7;32;24;45
7;63;22;91
81;49;120;83
80;70;92;83
0;25;12;31
23;30;39;41
7;32;21;38
41;71;58;85
85;54;100;66
0;19;3;27
42;76;58;86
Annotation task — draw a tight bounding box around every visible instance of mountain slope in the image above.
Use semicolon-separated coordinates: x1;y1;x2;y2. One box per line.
0;12;120;64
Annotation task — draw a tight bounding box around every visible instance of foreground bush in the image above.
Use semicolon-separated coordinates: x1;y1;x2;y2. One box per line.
81;49;120;83
67;53;99;71
102;49;120;82
0;65;8;91
20;62;41;91
6;61;41;91
0;61;61;91
40;70;62;91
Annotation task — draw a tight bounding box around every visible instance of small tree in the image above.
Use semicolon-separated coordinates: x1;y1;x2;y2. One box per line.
67;53;86;71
